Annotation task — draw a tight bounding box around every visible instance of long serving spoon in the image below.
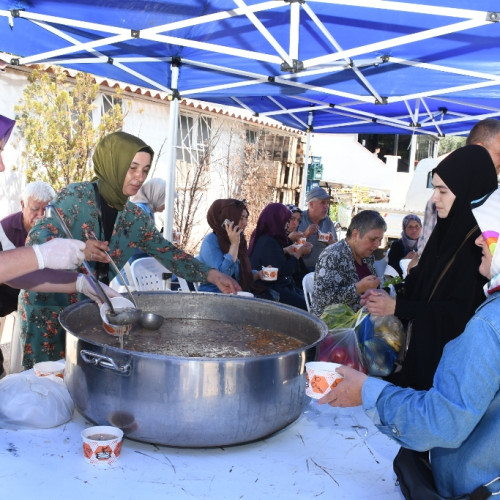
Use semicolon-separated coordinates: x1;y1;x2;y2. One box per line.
45;205;142;327
86;231;164;330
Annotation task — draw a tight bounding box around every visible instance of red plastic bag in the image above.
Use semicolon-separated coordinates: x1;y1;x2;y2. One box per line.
318;327;367;373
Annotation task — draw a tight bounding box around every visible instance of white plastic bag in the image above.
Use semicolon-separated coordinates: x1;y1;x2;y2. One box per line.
0;369;74;429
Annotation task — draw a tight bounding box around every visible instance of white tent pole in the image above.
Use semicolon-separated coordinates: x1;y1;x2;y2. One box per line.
299;112;314;209
163;64;180;242
409;134;418;173
289;2;300;61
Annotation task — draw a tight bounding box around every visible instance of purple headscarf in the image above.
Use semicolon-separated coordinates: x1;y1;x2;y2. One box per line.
0;114;15;145
248;203;291;255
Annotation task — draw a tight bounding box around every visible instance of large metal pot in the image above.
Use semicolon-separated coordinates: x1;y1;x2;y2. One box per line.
60;292;327;447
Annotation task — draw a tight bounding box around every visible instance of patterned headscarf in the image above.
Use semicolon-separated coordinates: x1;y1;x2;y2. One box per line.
132;178;166;213
93;131;154;211
472;188;500;295
286;204;302;214
0;114;15;145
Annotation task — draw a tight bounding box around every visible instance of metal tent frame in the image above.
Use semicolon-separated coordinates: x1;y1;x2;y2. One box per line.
2;0;500;220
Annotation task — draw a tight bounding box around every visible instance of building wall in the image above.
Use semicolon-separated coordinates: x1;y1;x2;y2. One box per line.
0;66;306;252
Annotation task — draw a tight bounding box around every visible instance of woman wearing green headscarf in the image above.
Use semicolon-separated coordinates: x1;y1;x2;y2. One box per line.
19;131;240;368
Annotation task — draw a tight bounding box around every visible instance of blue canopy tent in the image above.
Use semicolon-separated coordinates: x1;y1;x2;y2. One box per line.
1;0;500;222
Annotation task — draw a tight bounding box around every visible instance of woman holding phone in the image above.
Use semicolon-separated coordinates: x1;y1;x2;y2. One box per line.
198;198;263;293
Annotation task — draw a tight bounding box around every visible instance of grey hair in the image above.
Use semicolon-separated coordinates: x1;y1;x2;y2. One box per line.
346;210;387;238
22;181;56;204
466;119;500;147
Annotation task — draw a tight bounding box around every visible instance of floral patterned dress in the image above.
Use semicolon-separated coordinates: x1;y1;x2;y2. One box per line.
19;182;211;368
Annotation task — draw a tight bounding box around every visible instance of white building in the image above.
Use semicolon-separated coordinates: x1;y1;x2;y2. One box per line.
0;65;306;252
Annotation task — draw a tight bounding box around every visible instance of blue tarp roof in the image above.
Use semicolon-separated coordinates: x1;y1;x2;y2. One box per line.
2;0;500;136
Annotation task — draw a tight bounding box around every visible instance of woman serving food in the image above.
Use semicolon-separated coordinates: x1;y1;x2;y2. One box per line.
20;131;240;368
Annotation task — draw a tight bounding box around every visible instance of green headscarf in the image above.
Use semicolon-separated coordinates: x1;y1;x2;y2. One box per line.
93;131;155;210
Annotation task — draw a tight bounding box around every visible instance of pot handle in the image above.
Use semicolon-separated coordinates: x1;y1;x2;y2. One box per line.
80;349;131;375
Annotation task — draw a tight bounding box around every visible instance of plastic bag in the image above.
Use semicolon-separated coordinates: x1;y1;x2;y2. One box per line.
355;312;405;376
0;369;75;429
318;327;367;373
320;303;358;330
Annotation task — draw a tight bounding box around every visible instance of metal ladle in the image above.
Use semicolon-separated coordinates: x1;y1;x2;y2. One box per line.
87;231;164;330
46;205;143;327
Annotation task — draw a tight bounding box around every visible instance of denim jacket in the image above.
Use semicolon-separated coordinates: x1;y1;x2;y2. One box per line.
198;232;240;293
362;291;500;497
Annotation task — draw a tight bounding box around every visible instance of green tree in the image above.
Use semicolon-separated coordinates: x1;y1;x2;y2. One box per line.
14;66;125;190
437;136;466;156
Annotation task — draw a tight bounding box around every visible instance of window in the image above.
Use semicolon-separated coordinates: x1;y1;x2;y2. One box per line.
176;114;212;164
246;128;258;144
101;94;121;115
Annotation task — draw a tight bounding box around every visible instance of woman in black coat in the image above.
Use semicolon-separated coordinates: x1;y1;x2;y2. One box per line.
362;145;498;390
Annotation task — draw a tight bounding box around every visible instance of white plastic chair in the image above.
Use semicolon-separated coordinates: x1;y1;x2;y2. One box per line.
400;258;411;279
302;272;315;313
130;257;172;291
176;276;193;292
109;261;136;293
383;265;400;279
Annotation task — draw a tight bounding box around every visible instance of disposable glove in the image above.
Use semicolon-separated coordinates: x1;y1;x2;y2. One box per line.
33;238;86;270
75;273;121;306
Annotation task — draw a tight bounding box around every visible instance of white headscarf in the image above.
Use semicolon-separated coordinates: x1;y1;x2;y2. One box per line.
132;178;166;213
471;188;500;295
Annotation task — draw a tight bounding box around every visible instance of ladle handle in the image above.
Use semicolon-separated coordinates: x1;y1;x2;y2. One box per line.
87;230;137;308
46;205;117;314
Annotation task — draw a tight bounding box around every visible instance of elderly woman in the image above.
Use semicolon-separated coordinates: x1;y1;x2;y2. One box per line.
20;131;239;368
362;145;497;390
311;210;386;317
387;214;422;277
198;198;263;293
248;203;310;309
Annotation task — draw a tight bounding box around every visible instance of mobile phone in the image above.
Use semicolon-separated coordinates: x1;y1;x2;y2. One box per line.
221;219;232;228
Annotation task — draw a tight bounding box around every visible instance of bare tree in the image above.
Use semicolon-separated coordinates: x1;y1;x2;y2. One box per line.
240;136;275;235
174;117;220;254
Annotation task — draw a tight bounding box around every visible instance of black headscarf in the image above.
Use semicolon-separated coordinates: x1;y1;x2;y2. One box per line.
406;145;498;301
394;145;498;390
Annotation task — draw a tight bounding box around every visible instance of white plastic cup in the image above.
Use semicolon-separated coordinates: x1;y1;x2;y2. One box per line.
81;425;124;466
33;360;65;379
262;267;278;281
317;231;330;243
305;361;343;399
100;297;135;336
